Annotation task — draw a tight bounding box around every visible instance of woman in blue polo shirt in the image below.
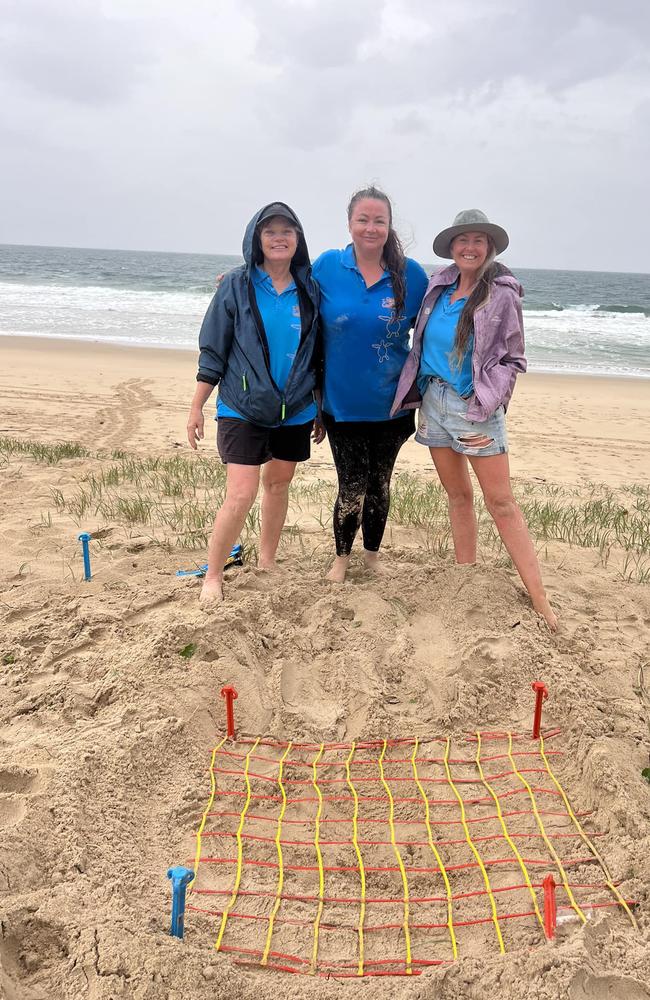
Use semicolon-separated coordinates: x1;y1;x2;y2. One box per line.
313;186;428;582
187;202;320;604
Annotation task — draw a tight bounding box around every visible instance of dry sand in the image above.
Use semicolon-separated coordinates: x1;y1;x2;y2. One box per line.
1;336;649;1000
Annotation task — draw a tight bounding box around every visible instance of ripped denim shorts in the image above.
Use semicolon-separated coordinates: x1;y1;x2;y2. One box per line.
415;376;508;457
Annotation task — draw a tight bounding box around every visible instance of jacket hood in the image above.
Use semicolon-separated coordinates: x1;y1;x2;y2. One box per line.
242;202;311;272
430;262;523;298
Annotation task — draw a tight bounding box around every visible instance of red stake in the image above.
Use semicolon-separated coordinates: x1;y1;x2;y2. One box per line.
543;874;557;940
221;685;239;739
532;681;549;739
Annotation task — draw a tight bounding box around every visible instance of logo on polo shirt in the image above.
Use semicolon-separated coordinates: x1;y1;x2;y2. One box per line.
292;305;300;317
371;340;391;363
381;297;395;309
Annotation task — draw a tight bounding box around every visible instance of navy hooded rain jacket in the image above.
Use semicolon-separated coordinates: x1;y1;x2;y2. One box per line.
196;203;321;428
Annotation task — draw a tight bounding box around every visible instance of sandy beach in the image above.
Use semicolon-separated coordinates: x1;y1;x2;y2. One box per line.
1;336;649;999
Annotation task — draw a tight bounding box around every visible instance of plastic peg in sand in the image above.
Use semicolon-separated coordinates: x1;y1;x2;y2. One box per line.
77;532;92;581
532;681;549;739
167;866;195;939
542;874;557;940
221;685;238;738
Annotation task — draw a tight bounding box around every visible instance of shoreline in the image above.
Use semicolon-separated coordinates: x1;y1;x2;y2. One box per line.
1;331;649;381
1;334;649;485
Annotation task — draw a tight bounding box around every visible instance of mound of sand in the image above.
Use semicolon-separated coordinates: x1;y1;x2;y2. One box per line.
1;340;649;999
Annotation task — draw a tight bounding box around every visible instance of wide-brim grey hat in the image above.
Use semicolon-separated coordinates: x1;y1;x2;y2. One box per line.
433;209;509;258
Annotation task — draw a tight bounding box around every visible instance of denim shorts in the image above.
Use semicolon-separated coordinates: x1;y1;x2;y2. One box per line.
415;377;508;456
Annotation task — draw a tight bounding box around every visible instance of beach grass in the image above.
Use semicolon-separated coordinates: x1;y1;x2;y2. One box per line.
2;437;649;582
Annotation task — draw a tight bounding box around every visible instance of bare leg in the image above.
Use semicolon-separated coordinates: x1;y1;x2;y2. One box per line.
200;464;260;604
259;458;297;569
469;452;558;630
429;447;477;563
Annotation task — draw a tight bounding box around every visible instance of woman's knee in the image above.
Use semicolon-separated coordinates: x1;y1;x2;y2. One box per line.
446;484;474;509
484;492;518;522
224;482;259;512
262;477;292;499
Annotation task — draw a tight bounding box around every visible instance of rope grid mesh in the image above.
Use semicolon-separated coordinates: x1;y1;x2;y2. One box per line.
186;731;636;977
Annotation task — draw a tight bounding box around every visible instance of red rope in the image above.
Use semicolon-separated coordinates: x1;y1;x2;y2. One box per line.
211;784;564;805
200;828;602;849
210;764;551;786
193;853;597;875
207;806;592;828
189;880;624;906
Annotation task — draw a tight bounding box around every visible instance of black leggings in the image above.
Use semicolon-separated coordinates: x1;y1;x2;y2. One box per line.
324;412;414;556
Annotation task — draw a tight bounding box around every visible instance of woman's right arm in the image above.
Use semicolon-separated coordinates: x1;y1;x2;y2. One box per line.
188;277;237;449
187;380;215;449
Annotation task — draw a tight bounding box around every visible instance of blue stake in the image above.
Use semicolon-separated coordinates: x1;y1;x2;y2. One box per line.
167;865;195;939
77;532;92;581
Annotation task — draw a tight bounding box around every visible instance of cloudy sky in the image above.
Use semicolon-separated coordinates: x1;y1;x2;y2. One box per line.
1;0;649;271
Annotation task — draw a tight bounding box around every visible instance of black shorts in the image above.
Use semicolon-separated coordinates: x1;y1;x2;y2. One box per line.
216;418;313;466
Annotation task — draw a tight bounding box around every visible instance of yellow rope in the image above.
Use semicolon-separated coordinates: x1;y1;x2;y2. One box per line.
411;739;458;959
475;732;544;934
310;744;325;974
507;732;586;924
215;737;260;951
345;742;366;976
444;736;505;954
538;735;639;930
261;742;293;964
379;739;412;974
191;737;228;890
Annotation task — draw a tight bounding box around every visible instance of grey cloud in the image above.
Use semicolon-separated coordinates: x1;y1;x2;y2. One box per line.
243;0;650;148
242;0;380;69
0;0;153;104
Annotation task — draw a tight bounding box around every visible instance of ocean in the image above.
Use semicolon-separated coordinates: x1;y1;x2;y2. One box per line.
1;243;648;378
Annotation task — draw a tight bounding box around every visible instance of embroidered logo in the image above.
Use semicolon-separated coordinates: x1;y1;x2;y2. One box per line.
378;311;406;339
371;340;391;363
381;297;395;309
292;304;300;318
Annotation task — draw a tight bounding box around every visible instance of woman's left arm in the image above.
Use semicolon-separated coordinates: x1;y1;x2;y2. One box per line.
499;293;527;375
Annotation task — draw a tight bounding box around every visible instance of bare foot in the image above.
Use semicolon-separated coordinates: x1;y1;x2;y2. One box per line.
326;556;350;584
257;559;279;573
199;576;224;606
532;594;558;631
362;550;388;575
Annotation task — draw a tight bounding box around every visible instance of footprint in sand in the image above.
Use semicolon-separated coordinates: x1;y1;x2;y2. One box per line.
569;970;650;1000
0;767;43;836
280;659;340;730
0;912;71;997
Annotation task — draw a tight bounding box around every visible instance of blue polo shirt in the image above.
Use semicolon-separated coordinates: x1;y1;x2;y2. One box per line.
217;266;317;426
313;245;428;421
420;284;473;397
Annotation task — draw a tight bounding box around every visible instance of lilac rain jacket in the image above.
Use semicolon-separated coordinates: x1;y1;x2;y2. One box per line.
390;264;527;422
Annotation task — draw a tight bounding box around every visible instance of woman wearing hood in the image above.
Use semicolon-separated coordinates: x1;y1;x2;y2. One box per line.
392;210;557;630
187;203;320;604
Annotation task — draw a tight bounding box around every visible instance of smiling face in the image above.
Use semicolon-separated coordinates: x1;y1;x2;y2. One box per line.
348;197;390;256
258;216;299;267
451;231;490;277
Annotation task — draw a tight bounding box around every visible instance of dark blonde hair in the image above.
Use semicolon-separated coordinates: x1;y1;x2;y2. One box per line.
347;185;406;318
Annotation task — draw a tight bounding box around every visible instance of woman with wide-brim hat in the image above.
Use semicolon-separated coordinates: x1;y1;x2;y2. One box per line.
391;209;557;630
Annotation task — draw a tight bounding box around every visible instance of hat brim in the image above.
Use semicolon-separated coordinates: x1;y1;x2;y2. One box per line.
432;222;509;259
256;204;302;230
